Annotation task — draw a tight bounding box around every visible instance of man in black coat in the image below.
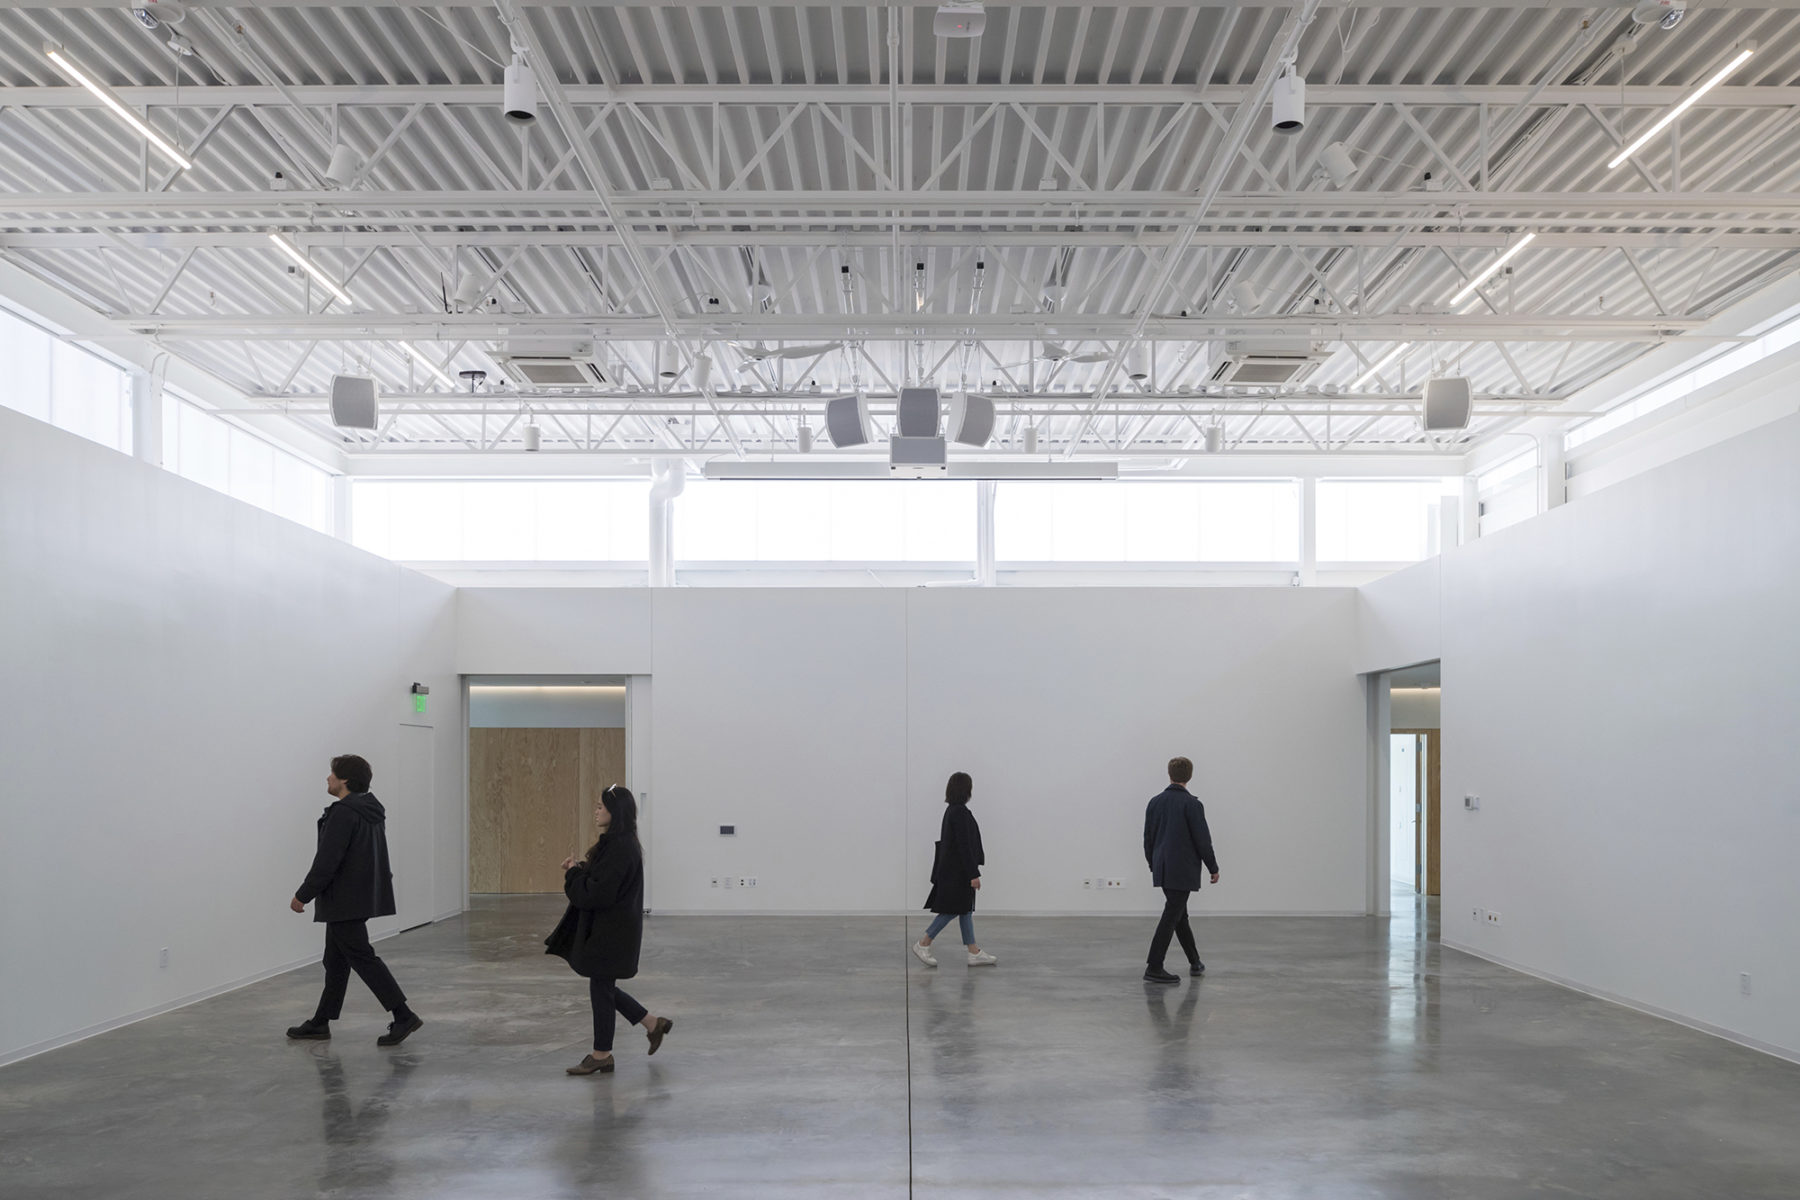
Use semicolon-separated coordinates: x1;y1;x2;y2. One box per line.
1142;756;1220;984
285;754;423;1046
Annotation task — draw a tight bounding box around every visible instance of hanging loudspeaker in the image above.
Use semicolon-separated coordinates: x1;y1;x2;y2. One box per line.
1422;376;1474;431
824;394;872;447
329;374;378;430
896;387;942;438
948;392;995;447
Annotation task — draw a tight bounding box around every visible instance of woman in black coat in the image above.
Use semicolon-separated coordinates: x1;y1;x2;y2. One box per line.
912;772;997;968
545;785;674;1075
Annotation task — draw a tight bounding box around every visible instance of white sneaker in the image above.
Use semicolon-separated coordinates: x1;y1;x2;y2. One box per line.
967;950;997;966
911;941;938;968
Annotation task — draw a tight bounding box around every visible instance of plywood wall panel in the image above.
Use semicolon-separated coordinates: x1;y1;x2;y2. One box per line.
577;728;628;851
469;728;582;893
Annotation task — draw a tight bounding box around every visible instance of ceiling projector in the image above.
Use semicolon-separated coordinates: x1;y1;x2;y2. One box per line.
935;3;985;38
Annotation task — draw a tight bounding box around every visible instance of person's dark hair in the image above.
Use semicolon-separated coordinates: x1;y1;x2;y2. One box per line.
1167;756;1194;786
945;772;973;806
331;754;373;792
586;784;643;864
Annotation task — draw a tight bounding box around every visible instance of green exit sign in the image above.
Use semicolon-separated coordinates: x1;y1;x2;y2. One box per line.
413;694;428;714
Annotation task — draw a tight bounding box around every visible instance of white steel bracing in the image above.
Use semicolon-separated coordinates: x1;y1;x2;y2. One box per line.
1;1;1797;461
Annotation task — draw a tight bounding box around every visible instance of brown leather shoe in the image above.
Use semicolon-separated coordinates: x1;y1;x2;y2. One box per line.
566;1054;615;1076
646;1017;674;1056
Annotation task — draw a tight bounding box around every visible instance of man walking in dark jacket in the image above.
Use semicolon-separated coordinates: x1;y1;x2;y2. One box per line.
1142;756;1220;984
285;754;423;1046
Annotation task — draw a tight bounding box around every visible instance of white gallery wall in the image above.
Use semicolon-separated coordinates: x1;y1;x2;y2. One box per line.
1360;411;1800;1061
457;585;1369;915
0;409;465;1065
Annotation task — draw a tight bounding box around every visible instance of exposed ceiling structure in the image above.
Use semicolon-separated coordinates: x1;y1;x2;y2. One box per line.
2;0;1797;465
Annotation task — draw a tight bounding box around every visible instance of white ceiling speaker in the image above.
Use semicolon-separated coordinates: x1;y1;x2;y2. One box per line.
824;394;873;447
1231;281;1262;313
328;374;378;430
1204;425;1224;454
935;2;985;38
1271;68;1305;135
1022;425;1040;455
655;343;680;379
522;421;542;451
1124;346;1151;381
896;387;942;438
1422;376;1474;431
948;392;995;447
452;273;485;311
890;435;948;477
504;55;537;123
324;144;360;188
1319;141;1357;188
692;351;713;392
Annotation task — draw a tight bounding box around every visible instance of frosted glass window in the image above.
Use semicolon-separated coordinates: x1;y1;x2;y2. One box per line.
1317;480;1440;563
998;480;1298;562
1199;481;1300;562
756;483;833;560
1124;484;1202;560
352;479;649;561
177;402;232;494
228;428;276;512
537;481;610;560
462;482;539;560
675;480;974;562
50;341;129;452
272;454;329;530
900;483;975;561
0;309;52;421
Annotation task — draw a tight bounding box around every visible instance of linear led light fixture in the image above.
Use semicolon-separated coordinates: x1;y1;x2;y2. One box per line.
705;461;1119;481
1448;233;1535;306
1352;344;1408;389
1608;44;1755;170
397;342;456;387
268;233;354;306
44;43;192;171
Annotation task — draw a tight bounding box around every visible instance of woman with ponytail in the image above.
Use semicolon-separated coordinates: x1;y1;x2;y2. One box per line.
545;784;674;1075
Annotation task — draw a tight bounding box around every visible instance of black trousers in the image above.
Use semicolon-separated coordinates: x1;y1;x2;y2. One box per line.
313;919;408;1021
590;977;648;1053
1147;887;1201;969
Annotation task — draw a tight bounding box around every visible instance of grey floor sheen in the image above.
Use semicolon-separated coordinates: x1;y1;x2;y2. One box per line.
5;894;1800;1198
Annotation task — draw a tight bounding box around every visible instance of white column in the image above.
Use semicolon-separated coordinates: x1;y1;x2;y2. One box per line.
1298;475;1318;586
1538;431;1567;511
1460;476;1480;543
648;460;686;587
974;480;997;586
129;368;163;467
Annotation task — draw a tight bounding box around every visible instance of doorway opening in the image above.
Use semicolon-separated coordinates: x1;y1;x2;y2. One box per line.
1386;663;1441;906
466;676;629;895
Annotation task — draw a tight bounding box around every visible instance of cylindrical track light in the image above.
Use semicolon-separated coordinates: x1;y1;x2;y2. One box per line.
797;425;814;453
522;422;541;451
1204;425;1224;454
1023;425;1040;455
503;56;537;123
655;343;680;379
1271;68;1305;134
1124;345;1151;381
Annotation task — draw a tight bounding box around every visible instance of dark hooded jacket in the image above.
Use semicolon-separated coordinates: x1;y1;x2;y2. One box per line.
296;792;398;923
924;803;984;915
545;833;645;981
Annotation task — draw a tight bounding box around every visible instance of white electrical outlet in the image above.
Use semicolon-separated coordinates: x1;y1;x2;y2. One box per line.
159;947;169;969
1486;910;1502;925
747;877;758;888
1104;878;1125;889
1471;906;1484;923
738;877;757;889
1464;793;1481;811
1741;972;1753;996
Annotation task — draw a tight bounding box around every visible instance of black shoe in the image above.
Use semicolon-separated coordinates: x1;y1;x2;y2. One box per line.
377;1013;423;1047
1190;960;1206;976
1143;966;1180;984
286;1019;330;1040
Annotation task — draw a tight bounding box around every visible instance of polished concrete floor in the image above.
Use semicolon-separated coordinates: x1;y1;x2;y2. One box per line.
5;892;1800;1198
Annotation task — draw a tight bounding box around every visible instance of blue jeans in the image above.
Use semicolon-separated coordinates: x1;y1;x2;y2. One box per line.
924;912;975;946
